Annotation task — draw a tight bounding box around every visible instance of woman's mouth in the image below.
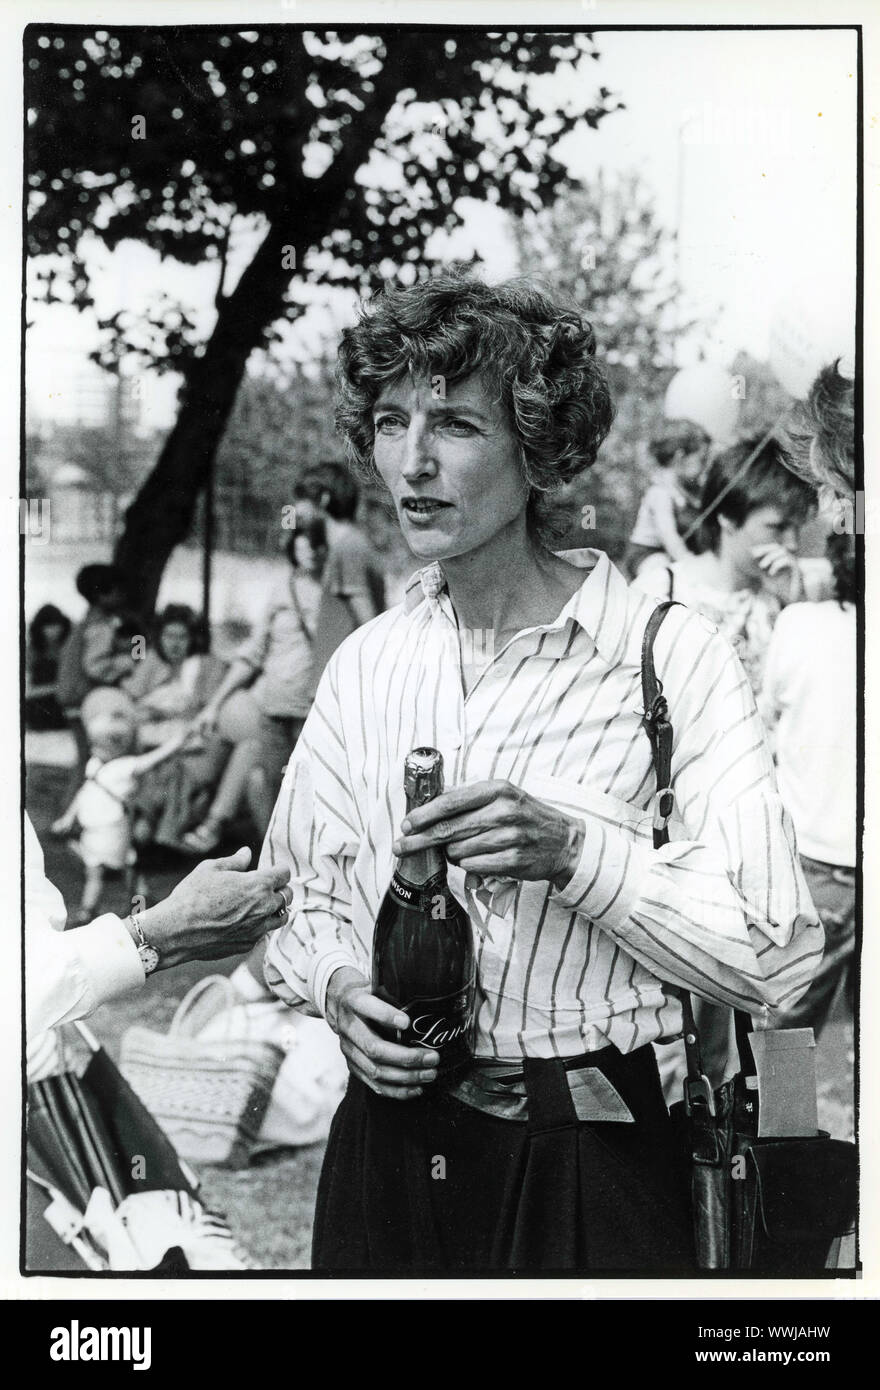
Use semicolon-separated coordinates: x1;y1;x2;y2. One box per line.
401;497;453;524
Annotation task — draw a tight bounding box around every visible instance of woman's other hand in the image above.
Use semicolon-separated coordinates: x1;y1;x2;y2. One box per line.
392;780;585;890
325;967;439;1100
136;847;292;969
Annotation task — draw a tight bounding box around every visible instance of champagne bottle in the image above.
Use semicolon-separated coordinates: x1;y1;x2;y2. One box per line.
372;747;475;1080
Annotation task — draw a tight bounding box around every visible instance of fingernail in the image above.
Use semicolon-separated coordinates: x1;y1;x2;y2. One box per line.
391;840;402;854
421;1071;437;1084
401;819;412;834
394;1014;409;1029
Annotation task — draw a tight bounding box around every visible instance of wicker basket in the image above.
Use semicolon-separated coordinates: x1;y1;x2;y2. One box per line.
120;976;285;1168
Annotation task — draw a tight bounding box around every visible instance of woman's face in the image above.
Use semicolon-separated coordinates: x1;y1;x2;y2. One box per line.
158;621;192;666
371;372;528;563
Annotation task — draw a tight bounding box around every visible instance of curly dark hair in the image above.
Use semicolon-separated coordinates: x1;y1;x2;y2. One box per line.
698;435;817;554
334;274;615;542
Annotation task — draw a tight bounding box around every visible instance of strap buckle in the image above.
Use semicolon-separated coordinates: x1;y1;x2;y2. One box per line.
642;690;668;728
683;1071;716;1118
651;786;675;830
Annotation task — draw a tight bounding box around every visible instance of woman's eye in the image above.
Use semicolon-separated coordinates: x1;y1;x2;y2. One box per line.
375;415;405;434
442;418;476;434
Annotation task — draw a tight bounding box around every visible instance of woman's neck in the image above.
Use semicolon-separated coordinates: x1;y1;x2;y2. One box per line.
441;516;585;641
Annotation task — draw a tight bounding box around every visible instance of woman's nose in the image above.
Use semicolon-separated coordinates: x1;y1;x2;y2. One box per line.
401;420;438;480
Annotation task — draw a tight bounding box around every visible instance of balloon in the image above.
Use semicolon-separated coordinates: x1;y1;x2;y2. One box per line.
663;364;740;445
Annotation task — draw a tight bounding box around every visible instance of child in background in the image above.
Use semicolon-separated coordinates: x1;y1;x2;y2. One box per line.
623;420;709;578
51;687;194;923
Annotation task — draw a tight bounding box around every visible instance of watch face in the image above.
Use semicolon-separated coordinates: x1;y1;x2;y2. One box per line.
138;943;161;976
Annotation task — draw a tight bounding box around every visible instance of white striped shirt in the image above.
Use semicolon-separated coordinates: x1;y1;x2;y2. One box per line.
263;549;822;1060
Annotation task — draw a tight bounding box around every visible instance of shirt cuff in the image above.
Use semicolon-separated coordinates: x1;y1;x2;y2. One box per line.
73;913;145;1007
551;817;652;929
310;948;361;1018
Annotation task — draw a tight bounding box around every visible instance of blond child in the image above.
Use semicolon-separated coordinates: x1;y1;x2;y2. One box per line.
51;687;194;923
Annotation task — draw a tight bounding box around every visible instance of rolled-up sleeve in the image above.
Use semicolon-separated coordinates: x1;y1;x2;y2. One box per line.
552;613;824;1023
262;661;362;1016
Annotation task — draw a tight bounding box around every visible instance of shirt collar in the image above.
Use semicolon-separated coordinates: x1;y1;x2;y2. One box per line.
403;548;630;666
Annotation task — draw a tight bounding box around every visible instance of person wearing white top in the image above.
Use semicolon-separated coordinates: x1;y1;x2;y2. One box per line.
760;529;856;1034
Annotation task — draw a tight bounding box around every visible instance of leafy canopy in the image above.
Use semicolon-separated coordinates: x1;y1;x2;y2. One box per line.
26;25;623;370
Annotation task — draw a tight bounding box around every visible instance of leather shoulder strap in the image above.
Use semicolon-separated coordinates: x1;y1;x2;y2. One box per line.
641;601;708;1093
641;601;754;1092
641;601;678;850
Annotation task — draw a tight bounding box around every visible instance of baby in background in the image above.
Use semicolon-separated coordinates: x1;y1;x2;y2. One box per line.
623;419;710;579
51;686;193;923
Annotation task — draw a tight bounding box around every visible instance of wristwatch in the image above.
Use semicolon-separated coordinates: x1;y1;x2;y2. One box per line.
124;914;161;976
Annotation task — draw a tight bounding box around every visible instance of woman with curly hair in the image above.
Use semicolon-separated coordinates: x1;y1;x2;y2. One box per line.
262;275;822;1273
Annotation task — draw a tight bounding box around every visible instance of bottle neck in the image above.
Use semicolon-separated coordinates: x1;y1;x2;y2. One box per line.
395;790;445;888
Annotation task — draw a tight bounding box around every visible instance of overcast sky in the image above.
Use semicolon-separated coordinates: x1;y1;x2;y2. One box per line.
26;26;857;430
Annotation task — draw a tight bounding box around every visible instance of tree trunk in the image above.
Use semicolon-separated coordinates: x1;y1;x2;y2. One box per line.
113;32;419;617
113;219;299;615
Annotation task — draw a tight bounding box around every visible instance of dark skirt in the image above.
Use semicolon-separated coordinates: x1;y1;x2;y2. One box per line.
312;1043;695;1275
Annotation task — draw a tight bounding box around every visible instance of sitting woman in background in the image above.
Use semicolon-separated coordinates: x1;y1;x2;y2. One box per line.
25;604;72;730
632;435;823;694
183;518;327;850
124;604;226;746
126;605;230;852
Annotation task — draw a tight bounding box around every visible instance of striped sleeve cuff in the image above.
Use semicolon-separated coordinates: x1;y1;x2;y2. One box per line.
552;817;652;929
310;947;361;1018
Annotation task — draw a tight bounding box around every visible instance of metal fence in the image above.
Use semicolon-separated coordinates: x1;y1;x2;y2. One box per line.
43;486;287;558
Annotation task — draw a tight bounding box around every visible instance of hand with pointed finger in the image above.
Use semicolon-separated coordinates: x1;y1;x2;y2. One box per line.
324;967;440;1100
391;779;585;891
